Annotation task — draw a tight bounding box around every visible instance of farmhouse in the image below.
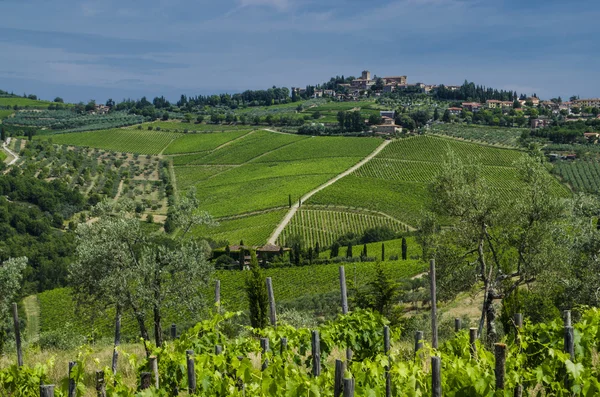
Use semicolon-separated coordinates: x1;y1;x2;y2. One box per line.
380;110;395;119
573;98;600;108
462;102;482;112
531;116;552;129
447;107;462;116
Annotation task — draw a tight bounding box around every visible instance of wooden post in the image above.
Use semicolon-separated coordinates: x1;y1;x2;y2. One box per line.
149;356;159;389
215;345;223;355
40;385;54;397
430;259;438;349
68;361;76;397
334;360;344;397
95;370;106;397
384;326;391;397
260;338;269;370
311;330;321;376
215;280;221;309
170;324;176;340
266;277;277;326
564;326;575;361
280;337;288;355
494;343;506;390
112;309;121;375
469;328;478;359
12;303;22;367
514;313;523;328
414;330;423;358
140;372;152;389
342;378;355;397
514;385;523;397
454;318;461;333
432;356;442;397
186;350;196;394
564;310;572;327
339;266;348;314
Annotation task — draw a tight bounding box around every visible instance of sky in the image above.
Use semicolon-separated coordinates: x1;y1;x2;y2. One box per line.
0;0;598;103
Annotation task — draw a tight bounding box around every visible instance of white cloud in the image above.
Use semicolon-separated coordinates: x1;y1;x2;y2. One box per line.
238;0;291;11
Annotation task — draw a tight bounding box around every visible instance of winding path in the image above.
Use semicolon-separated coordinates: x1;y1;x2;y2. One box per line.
2;138;19;166
267;139;392;244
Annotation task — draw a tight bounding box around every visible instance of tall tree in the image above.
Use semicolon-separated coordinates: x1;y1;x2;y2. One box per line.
1;127;5;142
0;257;27;352
245;251;269;329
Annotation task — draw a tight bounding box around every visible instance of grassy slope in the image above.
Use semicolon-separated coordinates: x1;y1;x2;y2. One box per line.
43;129;179;154
309;135;569;227
0;110;14;120
163;130;250;154
0;97;59;108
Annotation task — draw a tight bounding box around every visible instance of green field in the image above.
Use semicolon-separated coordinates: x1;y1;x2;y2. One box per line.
278;207;410;248
0;110;14;120
194;209;288;246
309;135;569;227
552;159;600;193
141;121;251;132
0;97;58;108
43;129;179;154
163;130;250;154
0;150;6;162
174;165;235;189
430;123;526;147
37;257;425;340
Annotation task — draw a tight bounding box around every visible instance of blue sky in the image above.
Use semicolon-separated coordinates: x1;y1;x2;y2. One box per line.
0;0;598;103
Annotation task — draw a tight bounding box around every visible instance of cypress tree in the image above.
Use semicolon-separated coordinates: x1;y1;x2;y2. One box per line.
363;243;368;258
401;237;407;260
240;240;244;246
288;194;292;208
346;243;353;258
315;242;320;256
308;247;313;265
294;243;301;266
225;245;231;257
331;242;340;258
381;243;385;261
245;251;269;329
239;248;245;269
0;127;5;142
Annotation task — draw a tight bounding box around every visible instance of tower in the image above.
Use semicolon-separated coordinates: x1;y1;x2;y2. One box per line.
361;70;371;80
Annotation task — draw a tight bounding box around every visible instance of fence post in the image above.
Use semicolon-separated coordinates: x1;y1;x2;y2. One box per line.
384;326;391;397
112;309;121;375
494;343;506;390
514;313;523;329
342;378;355;397
469;328;478;359
215;279;221;310
311;330;321;376
96;370;106;397
171;324;177;340
260;338;269;371
564;326;575;361
334;360;344;397
186;350;197;394
430;259;438;349
280;337;288;355
12;303;22;367
68;361;76;397
564;310;572;327
414;330;423;359
432;356;442;397
454;318;461;333
266;277;277;327
149;355;159;389
40;385;54;397
339;266;348;314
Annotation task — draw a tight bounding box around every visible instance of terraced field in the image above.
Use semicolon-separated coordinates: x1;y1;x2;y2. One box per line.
278;207;410;248
0;110;14;120
309;135;569;227
430;124;526;147
45;129;179;154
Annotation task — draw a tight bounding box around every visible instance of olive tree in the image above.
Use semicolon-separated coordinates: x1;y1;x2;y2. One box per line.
0;257;27;352
425;153;566;341
70;189;214;354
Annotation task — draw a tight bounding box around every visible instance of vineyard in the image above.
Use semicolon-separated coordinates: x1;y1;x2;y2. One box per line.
278;207;410;247
163;130;251;155
429;123;526;147
43;128;179;155
4;303;599;395
310;136;569;227
0;97;57;108
551;159;600;193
